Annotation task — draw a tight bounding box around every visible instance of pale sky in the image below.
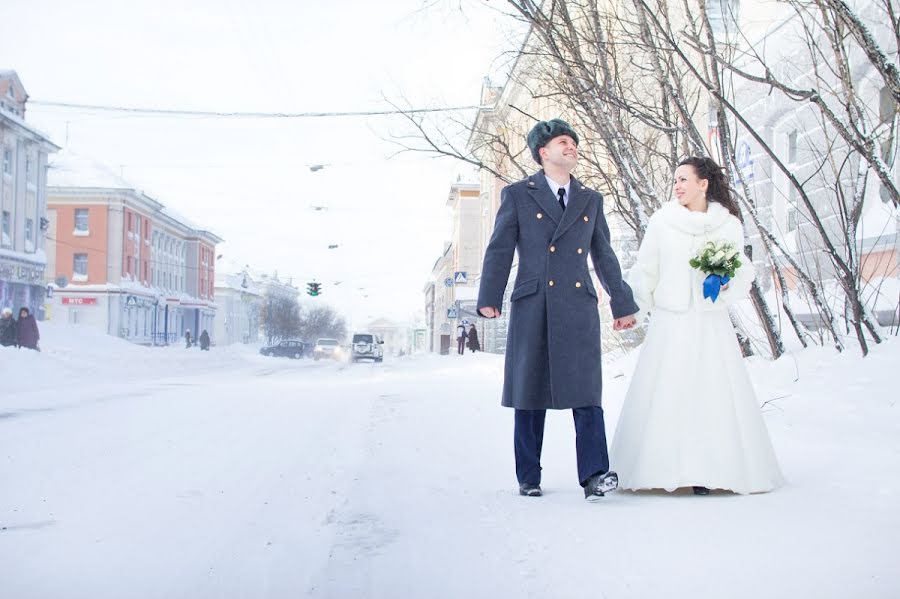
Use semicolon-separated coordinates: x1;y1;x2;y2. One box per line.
1;0;522;328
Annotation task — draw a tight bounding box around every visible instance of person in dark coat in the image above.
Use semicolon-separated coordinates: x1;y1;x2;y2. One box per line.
0;307;17;347
467;324;481;352
199;330;210;351
185;329;192;349
456;323;467;355
477;118;638;501
16;307;40;351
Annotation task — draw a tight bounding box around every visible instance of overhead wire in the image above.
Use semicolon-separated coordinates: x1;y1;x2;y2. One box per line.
28;100;487;119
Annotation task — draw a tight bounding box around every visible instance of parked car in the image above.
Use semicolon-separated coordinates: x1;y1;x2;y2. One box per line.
351;332;384;363
260;339;308;359
313;338;342;361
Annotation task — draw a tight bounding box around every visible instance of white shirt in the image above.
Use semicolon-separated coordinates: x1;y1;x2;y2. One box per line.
544;173;571;207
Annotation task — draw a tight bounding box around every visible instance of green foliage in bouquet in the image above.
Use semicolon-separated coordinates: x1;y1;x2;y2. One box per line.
689;241;742;278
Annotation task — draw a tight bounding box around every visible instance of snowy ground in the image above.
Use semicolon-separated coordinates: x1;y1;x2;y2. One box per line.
1;323;899;599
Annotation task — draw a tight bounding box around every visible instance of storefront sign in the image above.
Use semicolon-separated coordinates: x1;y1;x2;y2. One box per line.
0;259;44;284
62;297;98;305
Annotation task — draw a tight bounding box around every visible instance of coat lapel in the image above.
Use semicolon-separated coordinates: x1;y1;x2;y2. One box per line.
552;177;590;242
526;171;563;225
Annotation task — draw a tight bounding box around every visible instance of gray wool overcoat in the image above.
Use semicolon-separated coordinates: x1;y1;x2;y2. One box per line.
477;171;639;410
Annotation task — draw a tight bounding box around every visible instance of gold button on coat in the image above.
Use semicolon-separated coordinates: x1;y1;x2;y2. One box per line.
575;282;582;288
548;280;555;287
577;248;583;254
537;213;543;219
549;246;556;253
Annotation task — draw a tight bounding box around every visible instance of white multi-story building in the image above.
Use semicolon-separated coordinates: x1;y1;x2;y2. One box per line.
0;70;59;317
214;268;263;345
720;0;898;325
424;181;484;354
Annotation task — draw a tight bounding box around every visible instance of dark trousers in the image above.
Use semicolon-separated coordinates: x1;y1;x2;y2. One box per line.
514;407;610;487
457;338;465;354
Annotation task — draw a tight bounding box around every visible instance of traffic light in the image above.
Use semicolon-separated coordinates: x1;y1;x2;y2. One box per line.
307;282;322;297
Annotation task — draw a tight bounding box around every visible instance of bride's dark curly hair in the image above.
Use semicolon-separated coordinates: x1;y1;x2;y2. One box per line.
677;156;741;220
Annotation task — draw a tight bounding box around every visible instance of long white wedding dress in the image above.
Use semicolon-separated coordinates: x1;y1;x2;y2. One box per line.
611;202;783;494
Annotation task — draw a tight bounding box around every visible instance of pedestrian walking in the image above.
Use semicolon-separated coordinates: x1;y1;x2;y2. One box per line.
16;307;40;351
0;307;17;347
467;324;481;352
456;323;467;355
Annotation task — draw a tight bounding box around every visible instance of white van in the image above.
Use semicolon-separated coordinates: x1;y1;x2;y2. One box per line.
351;332;384;363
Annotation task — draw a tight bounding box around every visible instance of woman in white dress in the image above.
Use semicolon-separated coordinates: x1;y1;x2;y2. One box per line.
611;157;782;495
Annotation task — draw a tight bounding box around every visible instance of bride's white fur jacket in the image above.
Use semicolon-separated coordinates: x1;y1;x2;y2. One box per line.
629;200;755;320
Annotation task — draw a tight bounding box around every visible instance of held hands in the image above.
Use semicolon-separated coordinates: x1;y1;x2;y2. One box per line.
613;314;637;331
479;306;500;318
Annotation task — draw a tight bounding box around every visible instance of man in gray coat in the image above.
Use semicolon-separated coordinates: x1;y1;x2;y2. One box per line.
477;119;638;501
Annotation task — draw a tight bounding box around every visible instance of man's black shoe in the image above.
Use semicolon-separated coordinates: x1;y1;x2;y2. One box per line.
583;471;618;501
519;483;542;497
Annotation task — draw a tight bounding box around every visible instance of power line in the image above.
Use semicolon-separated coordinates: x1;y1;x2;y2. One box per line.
29;100;488;120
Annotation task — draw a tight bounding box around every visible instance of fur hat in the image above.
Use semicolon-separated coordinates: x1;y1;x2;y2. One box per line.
526;118;579;164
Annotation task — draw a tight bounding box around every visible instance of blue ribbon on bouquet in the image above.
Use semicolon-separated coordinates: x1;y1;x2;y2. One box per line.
703;274;731;302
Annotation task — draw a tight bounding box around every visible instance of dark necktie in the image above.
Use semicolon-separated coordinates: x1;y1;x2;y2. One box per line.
557;187;566;211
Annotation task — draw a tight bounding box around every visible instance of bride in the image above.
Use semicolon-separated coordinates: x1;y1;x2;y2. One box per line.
611;156;782;495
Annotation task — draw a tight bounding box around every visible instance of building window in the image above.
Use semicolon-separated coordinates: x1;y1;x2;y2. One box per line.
74;253;88;277
788;130;798;164
74;208;89;233
25;217;33;242
880;86;894;125
787;208;798;233
6;84;14;100
880;138;895;204
2;149;11;175
1;210;10;247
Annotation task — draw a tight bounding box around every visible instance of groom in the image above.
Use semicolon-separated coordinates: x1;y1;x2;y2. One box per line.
477;119;638;500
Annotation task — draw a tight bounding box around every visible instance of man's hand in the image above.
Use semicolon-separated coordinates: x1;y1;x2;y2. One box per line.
479;306;500;318
613;314;637;331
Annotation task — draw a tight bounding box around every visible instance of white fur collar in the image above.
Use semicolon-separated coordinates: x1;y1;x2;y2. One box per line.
658;200;732;235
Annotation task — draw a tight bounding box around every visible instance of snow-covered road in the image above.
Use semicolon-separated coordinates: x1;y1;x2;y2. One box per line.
2;332;899;599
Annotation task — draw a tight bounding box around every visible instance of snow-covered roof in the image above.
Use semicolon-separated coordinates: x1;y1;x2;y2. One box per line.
48;148;140;190
0;107;57;149
48;148;222;243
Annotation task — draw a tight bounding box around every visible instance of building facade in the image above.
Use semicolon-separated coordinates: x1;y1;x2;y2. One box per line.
724;0;898;326
423;182;484;354
214;269;263;345
46;150;222;344
0;70;59;317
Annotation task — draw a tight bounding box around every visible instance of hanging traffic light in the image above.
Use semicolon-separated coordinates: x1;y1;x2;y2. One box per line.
307;282;322;297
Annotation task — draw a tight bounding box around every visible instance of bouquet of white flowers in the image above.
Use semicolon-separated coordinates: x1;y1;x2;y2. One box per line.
689;240;742;302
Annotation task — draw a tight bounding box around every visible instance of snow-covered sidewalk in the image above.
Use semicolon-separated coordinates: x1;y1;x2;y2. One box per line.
1;324;898;598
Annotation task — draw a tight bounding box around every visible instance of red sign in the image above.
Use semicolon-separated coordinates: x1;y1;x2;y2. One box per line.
62;297;98;305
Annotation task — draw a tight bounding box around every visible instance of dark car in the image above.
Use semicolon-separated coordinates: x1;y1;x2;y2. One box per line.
260;340;308;359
